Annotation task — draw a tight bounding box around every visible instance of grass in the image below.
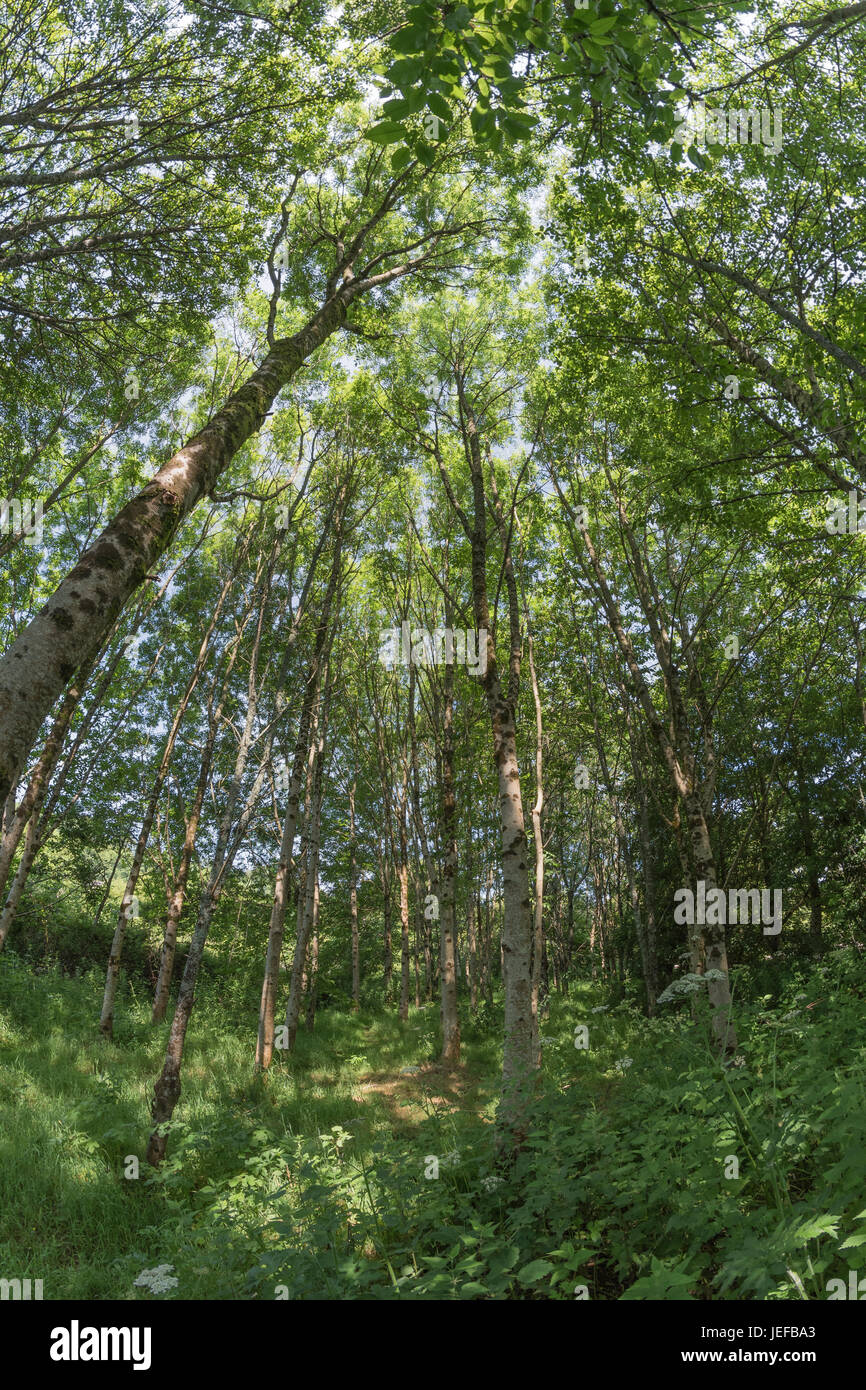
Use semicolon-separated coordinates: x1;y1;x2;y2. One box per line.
0;953;499;1299
1;947;865;1299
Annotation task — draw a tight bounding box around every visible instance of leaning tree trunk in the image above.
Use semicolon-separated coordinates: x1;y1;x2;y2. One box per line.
7;131;482;815
561;482;737;1051
146;532;280;1163
146;885;217;1166
0;817;40;946
100;558;237;1037
151;721;214;1022
0;167;483;805
146;708;276;1163
0;642;164;948
0;648;98;947
0;646;98;901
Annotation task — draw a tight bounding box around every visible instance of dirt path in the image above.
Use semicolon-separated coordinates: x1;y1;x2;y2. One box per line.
353;1060;492;1133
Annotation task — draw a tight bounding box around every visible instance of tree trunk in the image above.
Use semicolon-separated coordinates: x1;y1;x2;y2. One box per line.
631;742;660;1013
397;826;411;1023
0;646;98;902
0;293;357;808
284;689;328;1052
436;380;535;1137
557;477;737;1050
304;880;320;1033
146;885;217;1166
100;555;238;1037
152;725;215;1022
526;633;545;1067
439;652;460;1063
349;776;360;1012
146;532;283;1161
256;498;346;1070
382;859;393;1003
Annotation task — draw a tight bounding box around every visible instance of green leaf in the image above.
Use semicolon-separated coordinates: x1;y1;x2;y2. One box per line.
387;57;425;86
367;123;406;145
590;16;619;36
382;96;420;119
427;92;452;123
445;4;472;29
517;1258;555;1285
390;27;426;56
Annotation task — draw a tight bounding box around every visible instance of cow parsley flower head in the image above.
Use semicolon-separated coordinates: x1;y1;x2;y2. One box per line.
134;1264;178;1295
481;1174;503;1192
657;969;727;1004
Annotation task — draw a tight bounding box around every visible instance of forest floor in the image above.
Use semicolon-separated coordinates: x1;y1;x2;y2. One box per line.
1;947;866;1300
353;1052;494;1134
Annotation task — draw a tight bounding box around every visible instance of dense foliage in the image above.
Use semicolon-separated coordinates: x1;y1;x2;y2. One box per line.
1;0;865;1303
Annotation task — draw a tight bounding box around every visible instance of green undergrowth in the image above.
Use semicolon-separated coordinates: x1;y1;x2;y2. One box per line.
0;949;864;1299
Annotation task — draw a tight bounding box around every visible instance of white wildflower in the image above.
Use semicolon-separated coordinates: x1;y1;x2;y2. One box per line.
134;1263;178;1295
657;969;726;1004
